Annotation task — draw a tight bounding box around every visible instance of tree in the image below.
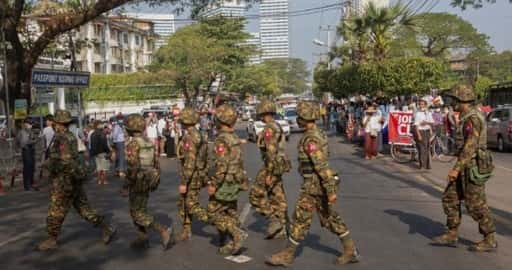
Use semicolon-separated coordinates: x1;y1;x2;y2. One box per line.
451;0;512;10
467;51;512;82
0;0;258;110
391;13;491;59
474;75;493;99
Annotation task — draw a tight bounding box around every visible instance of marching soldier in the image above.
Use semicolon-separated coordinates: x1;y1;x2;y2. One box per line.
207;104;248;255
249;99;290;239
125;114;173;250
433;84;497;252
266;101;360;267
37;110;116;251
175;107;210;241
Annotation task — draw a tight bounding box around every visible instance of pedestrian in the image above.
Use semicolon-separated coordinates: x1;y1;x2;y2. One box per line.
362;106;379;160
145;114;159;151
42;114;55;157
158;115;167;156
249;99;291;239
207;104;248;255
414;98;434;170
112;113;126;178
37;110;116;251
175;107;210;241
90;120;111;185
16;118;37;191
266;101;360;267
433;84;497;252
124;114;174;250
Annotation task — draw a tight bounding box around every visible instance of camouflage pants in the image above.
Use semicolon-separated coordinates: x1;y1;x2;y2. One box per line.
249;168;287;224
129;192;155;228
178;188;209;225
442;174;495;235
289;192;349;242
46;181;104;238
208;199;240;236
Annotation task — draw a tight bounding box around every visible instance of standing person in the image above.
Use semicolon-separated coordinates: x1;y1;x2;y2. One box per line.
90;121;111;185
175;107;210;241
414;98;434;170
249;100;291;239
145;113;159;151
37;110;116;251
17;118;37;191
207;104;248;255
433;84;497;251
266;101;360;267
112;114;126;178
158;115;168;157
124;114;174;250
42;115;55;155
362;106;379;160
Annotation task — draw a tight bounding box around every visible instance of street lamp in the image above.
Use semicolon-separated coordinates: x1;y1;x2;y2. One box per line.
312;39;331;70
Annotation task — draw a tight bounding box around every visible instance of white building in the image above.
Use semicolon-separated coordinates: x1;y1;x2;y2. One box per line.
247;32;262;65
202;0;248;18
351;0;390;16
123;13;176;49
260;0;289;60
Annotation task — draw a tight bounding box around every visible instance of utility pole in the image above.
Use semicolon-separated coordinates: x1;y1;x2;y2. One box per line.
318;25;336;70
1;23;11;138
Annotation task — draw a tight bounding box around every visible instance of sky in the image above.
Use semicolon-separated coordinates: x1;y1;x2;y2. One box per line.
130;0;512;69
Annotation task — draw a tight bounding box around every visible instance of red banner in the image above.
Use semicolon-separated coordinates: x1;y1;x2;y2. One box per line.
388;112;414;145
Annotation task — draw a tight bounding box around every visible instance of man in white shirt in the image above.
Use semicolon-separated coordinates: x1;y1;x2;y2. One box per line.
146;114;159;150
157;116;167;156
112;114;126;177
414;98;434;170
42;115;55;153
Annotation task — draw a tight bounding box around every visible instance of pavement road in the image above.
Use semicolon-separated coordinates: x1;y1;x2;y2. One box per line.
1;125;511;270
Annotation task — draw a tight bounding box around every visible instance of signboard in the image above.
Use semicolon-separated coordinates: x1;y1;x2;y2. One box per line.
31;68;90;88
14;99;28;119
36;91;55;104
388;112;414;145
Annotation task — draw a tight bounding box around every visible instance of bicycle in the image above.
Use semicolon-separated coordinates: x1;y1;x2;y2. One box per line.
390;134;456;164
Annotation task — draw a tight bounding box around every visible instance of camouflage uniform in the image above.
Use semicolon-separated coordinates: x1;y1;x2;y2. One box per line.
125;114;173;250
249;100;290;238
434;85;497;252
38;110;115;251
208;104;248;255
266;102;359;267
176;107;210;241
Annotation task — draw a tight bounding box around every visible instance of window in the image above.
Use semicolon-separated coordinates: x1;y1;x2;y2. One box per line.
135;35;140;46
94;63;102;73
123;33;128;44
501;110;510;121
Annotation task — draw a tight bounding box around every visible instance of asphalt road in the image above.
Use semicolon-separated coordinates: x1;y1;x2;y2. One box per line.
1;125;511;270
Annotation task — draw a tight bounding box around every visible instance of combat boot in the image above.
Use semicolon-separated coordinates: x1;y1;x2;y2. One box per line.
101;222;117;245
130;232;149;249
175;224;192;242
231;228;249;255
158;226;175;250
433;229;458;247
265;220;284;240
469;233;498;252
265;241;298;267
337;236;360;265
218;242;234;255
37;237;58;251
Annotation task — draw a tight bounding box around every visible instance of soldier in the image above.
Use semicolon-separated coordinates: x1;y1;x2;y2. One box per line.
266;101;360;267
125;114;173;250
433;84;497;252
249;100;290;239
206;104;248;255
37;110;116;251
175;107;210;241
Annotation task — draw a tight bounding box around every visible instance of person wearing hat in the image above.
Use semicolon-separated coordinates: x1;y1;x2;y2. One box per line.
37;110;116;251
414;97;434;170
362;106;379;160
433;84;497;252
16;118;37;191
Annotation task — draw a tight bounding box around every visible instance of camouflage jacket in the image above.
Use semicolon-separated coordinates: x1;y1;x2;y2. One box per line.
178;127;208;187
48;130;79;177
453;108;486;172
257;120;288;174
298;126;339;196
211;130;246;187
126;136;158;179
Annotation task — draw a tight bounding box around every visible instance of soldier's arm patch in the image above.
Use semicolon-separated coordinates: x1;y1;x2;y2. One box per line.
215;142;226;156
263;128;273;142
305;141;318;155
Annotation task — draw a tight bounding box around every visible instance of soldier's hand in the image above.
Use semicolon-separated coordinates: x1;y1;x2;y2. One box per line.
265;175;273;187
327;193;337;205
208;185;216;196
447;169;459;182
179;184;187;194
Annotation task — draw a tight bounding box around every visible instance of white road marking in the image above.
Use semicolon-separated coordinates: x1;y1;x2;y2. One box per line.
0;224;45;248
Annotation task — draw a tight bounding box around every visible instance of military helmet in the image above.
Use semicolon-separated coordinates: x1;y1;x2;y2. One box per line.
215;104;237;126
256;99;276;115
125;114;146;132
54;110;72;124
180;107;199;125
446;84;476;102
297;101;320;121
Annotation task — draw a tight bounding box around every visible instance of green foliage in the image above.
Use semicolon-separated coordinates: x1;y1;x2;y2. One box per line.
467;51;512;82
315;57;445;98
451;0;511;10
474;76;494;99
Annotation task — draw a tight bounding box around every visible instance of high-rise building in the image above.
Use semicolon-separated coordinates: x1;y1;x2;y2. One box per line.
247;32;262;65
202;0;248;18
124;13;176;49
351;0;390;16
260;0;289;60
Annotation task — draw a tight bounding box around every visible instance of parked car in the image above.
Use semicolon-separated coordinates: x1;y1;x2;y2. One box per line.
246;114;290;142
284;109;304;132
487;106;512;152
241;106;255;121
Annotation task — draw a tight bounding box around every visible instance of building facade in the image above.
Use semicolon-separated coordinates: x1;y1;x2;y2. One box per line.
247;32;262;65
260;0;290;60
351;0;390;15
123;13;176;49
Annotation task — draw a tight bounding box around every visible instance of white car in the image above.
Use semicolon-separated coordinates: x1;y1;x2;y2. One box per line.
247;114;291;142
